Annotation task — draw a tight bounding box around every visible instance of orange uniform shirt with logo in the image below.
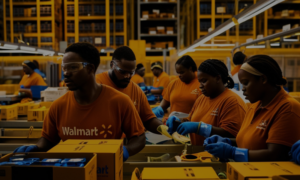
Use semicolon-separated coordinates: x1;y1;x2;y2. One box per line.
19;72;47;88
188;88;247;145
96;72;156;123
153;72;170;95
163;75;201;114
131;74;144;85
42;84;145;144
236;87;300;150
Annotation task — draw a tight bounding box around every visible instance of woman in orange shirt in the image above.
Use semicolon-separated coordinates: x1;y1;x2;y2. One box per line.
152;55;201;117
204;55;300;162
166;59;247;145
151;61;170;95
131;63;146;87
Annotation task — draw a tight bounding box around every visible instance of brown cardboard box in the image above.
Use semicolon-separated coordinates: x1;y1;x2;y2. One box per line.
142;11;149;18
155;42;167;49
167;41;174;48
227;162;300;180
160;13;167;18
59;139;123;146
275;11;282;17
273;175;300;180
167;13;175;18
288;10;295;16
157;26;165;34
153;9;160;15
142;167;219;180
149;14;157;18
0;152;97;180
295;10;300;17
48;141;123;180
166;27;174;34
149;27;156;34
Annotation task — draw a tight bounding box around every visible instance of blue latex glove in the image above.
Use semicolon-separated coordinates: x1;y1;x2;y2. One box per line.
205;142;248;162
14;145;38;153
166;116;180;135
177;122;212;138
123;146;129;162
203;135;232;146
152;106;164;118
20;85;25;89
291;140;300;164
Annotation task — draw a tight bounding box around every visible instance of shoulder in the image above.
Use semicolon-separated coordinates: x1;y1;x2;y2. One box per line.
168;78;180;87
102;84;132;103
221;89;246;108
95;72;109;82
49;91;72;111
33;72;43;79
277;93;300;116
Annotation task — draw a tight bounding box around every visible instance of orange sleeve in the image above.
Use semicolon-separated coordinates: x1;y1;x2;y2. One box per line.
36;76;47;86
42;103;61;144
19;75;26;86
163;80;175;102
121;96;145;138
219;97;246;137
267;111;300;147
138;91;156;122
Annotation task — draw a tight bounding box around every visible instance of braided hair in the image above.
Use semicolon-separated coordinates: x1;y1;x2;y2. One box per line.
176;55;197;71
198;59;234;89
246;55;287;86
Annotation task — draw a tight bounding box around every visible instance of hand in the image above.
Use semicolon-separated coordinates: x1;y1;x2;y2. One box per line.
203;135;232;146
291;140;300;164
14;145;38;153
123;146;129;162
152;106;164;118
166;116;181;135
177;122;199;135
205;142;235;160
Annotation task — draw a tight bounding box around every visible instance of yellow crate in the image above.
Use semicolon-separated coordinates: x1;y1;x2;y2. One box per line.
39;102;53;108
0;84;20;95
17;102;35;115
0;104;18;120
28;107;49;121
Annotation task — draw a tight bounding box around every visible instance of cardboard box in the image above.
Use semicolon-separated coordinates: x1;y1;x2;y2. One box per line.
48;140;123;180
167;13;175;18
149;14;157;18
273;175;300;180
295;10;300;17
160;13;167;18
0;104;18;120
142;167;219;180
0;152;97;180
27;107;49;121
149;27;156;34
41;87;68;102
166;27;174;34
153;9;160;15
59;139;123;146
227;162;300;180
142;11;149;18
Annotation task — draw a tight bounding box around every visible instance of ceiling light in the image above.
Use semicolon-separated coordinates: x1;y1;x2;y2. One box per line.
246;45;266;49
3;44;19;50
270;43;280;47
20;46;36;51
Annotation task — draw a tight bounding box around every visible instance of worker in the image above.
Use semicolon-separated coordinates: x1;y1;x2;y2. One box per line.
32;60;46;78
131;63;146;87
167;59;247;145
96;46;163;134
291;140;300;164
152;55;201;118
204;55;300;162
151;61;170;95
14;43;146;162
231;51;247;83
19;60;47;88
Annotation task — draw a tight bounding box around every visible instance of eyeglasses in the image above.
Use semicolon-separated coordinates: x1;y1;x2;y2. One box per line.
61;62;90;73
112;61;135;76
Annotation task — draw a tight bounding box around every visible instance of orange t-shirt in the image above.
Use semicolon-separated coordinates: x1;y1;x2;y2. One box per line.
131;74;144;85
96;72;156;123
163;76;201;114
188;88;247;145
42;85;145;144
236;87;300;150
19;72;47;88
153;72;170;95
231;65;242;76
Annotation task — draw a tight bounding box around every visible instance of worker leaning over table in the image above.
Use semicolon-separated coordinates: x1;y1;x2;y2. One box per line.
131;63;146;87
96;46;163;134
14;43;146;161
167;59;247;145
150;61;170;96
204;55;300;162
19;60;47;88
152;55;201;117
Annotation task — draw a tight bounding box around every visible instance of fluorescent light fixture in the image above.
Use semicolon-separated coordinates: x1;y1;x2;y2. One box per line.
0;50;40;54
20;46;36;51
246;45;266;49
283;38;298;42
270;43;280;47
3;44;19;50
37;49;55;56
200;44;235;47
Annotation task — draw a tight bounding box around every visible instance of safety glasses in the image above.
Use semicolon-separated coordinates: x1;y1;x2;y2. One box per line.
112;61;135;76
61;62;90;73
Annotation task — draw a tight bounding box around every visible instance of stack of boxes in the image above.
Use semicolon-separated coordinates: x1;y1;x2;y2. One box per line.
40;5;51;16
142;10;175;19
148;26;174;35
41;22;51;32
94;4;105;15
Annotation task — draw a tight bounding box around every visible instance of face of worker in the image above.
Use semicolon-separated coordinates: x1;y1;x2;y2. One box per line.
62;52;94;91
198;71;221;98
110;59;136;88
238;69;265;103
176;64;194;84
22;65;32;75
152;68;161;77
137;68;145;77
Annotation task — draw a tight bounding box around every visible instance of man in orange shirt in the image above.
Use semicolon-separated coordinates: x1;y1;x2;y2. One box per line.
96;46;163;134
204;55;300;162
151;61;170;95
19;60;47;88
14;43;145;162
131;63;146;87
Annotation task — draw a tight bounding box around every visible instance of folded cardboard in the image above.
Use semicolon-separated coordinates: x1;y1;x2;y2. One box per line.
48;140;123;180
0;152;97;180
59;139;123;146
227;162;300;180
142;167;219;180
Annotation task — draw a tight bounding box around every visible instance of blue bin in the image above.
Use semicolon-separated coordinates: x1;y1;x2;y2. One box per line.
30;85;48;99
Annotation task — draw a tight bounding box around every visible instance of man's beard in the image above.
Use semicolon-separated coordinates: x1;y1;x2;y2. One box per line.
111;71;130;88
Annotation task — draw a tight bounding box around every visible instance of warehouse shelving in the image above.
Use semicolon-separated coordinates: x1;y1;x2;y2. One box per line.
2;0;62;51
64;0;127;54
137;0;180;55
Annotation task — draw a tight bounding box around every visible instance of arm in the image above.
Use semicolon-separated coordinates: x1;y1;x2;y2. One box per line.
143;117;163;134
160;99;170;112
125;133;146;156
151;89;163;94
248;143;290;161
36;137;58;152
211;127;235;138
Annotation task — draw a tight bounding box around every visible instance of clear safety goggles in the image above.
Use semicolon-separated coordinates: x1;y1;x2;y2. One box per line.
61;62;90;73
112;61;135;76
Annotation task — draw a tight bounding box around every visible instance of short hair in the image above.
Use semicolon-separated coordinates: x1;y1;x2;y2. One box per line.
32;60;39;69
65;42;100;72
112;46;136;61
246;55;287;86
198;59;234;89
233;51;246;65
176;55;197;71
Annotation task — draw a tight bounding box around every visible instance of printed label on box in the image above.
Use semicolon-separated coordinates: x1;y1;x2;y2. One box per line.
167;31;174;34
149;31;156;34
143;15;149;18
95;37;102;44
